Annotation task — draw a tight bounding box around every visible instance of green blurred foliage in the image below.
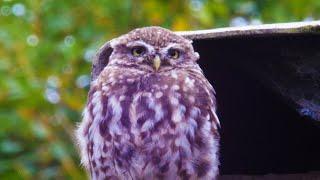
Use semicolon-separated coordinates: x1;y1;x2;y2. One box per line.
0;0;319;179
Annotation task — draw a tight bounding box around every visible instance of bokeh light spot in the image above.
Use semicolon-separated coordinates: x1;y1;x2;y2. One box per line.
26;34;39;46
190;0;203;12
1;5;11;16
45;88;60;104
230;16;249;27
83;49;95;62
76;75;90;88
12;3;25;16
64;35;75;46
47;76;61;88
250;18;262;25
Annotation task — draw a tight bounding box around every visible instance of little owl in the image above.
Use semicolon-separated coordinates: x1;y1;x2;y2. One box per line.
76;27;220;180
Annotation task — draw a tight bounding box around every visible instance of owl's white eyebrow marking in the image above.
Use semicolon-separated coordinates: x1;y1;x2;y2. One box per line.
161;43;184;54
126;40;154;52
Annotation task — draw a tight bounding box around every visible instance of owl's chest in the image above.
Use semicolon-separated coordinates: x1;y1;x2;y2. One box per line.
101;74;189;136
93;71;197;147
86;71;215;178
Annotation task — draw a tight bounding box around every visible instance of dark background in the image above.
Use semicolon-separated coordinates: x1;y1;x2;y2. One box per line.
195;35;320;174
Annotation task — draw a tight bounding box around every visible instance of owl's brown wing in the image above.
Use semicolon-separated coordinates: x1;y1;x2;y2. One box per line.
174;68;220;178
187;68;220;128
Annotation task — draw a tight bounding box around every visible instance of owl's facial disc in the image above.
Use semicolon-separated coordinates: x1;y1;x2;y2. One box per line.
110;29;200;73
123;40;163;71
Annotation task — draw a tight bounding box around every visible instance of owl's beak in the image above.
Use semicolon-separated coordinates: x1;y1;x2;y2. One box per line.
153;55;161;71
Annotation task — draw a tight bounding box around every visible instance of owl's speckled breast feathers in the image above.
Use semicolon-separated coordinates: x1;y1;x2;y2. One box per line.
76;27;220;180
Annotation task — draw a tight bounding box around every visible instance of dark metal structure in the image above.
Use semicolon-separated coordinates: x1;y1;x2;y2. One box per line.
178;21;320;178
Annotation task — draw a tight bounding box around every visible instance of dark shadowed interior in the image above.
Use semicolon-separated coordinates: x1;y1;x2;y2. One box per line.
193;34;320;175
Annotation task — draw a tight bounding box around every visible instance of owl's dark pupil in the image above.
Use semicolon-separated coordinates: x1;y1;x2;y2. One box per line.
132;46;145;56
168;49;180;59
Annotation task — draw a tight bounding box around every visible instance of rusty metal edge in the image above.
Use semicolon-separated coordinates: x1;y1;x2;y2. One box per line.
176;21;320;40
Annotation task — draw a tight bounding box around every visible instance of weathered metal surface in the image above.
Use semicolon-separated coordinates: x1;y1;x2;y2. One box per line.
177;21;320;39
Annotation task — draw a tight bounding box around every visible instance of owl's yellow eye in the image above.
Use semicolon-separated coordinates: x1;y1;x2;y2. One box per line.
168;49;180;59
131;46;146;57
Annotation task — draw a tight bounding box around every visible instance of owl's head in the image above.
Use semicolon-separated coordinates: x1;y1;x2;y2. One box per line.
92;27;200;79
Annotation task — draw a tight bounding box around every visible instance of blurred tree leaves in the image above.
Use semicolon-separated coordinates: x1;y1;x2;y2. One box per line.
0;0;319;179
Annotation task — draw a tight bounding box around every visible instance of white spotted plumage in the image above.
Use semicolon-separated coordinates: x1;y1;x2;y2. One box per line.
76;26;220;180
